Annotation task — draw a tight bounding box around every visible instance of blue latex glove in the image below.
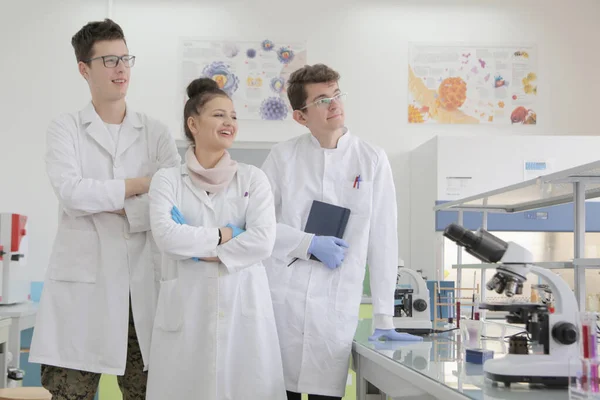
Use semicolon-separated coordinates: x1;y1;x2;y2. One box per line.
171;206;199;261
226;223;245;238
368;329;423;342
308;236;349;269
171;206;185;224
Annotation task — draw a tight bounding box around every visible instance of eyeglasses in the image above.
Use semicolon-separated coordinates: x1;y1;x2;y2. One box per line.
301;92;347;110
85;55;136;68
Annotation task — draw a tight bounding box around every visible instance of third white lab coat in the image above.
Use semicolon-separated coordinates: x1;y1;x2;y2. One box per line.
146;162;286;400
29;102;181;374
261;130;398;397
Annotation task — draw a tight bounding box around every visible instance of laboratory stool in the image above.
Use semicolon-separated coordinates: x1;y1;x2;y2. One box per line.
0;387;52;400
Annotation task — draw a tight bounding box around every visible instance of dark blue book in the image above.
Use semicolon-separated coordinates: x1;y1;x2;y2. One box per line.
288;200;351;265
305;200;351;240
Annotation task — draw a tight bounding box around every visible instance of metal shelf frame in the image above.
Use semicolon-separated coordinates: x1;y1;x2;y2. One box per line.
434;159;600;311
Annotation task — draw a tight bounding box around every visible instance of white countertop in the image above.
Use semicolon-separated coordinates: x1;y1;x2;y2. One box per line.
353;319;573;399
0;318;11;330
0;302;38;318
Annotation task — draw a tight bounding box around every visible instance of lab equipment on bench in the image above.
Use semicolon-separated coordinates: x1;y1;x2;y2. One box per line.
568;312;600;398
393;266;433;334
465;348;494;364
0;214;30;305
444;222;580;388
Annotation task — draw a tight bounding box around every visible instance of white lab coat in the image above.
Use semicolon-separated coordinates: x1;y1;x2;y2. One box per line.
29;102;181;374
145;163;286;400
261;130;398;397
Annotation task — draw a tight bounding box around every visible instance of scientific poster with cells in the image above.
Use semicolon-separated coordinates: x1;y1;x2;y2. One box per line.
181;38;307;121
408;43;537;125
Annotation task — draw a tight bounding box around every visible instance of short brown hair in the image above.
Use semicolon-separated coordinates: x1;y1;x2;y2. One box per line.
71;19;126;63
287;64;341;110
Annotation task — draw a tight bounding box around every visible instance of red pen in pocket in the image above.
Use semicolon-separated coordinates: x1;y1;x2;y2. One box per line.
353;175;361;189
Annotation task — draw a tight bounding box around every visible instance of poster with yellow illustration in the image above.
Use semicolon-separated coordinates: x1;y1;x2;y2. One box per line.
408;44;537;125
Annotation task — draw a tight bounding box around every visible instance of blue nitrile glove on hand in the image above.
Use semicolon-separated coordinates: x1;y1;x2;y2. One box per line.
226;223;245;238
171;206;186;225
368;329;423;342
171;206;199;262
308;236;349;269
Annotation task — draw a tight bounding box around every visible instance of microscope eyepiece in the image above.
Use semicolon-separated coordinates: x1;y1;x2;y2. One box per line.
443;223;508;263
443;223;478;247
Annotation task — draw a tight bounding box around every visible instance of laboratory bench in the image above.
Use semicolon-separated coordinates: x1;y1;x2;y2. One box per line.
0;302;38;370
352;319;570;400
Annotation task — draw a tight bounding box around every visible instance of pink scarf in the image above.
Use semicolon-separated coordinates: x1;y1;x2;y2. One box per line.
185;147;238;194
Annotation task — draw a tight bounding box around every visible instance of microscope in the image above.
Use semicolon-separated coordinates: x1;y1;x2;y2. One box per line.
443;223;579;387
393;266;433;334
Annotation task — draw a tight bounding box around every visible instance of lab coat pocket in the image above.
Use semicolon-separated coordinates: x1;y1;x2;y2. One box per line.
240;267;273;319
155;278;183;332
342;181;373;217
48;229;98;283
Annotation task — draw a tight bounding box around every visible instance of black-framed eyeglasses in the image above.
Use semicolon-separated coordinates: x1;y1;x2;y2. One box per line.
85;55;136;68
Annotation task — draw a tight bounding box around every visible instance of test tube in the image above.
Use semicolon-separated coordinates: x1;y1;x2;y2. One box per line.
473;294;480;321
582;313;591;392
589;313;598;392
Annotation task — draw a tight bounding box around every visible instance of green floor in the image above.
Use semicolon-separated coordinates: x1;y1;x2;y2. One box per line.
98;304;373;400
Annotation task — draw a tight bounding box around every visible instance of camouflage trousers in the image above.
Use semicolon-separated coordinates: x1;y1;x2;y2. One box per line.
41;302;147;400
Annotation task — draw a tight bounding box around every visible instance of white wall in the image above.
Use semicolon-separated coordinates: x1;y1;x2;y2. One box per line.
1;0;599;280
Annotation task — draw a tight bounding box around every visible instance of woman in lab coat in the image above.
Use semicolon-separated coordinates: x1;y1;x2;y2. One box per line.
146;78;286;400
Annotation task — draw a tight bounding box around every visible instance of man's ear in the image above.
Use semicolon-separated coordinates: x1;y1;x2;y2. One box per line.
78;61;89;81
293;109;308;126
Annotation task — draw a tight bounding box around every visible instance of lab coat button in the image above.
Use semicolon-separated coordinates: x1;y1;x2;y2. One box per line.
123;231;130;239
219;312;225;318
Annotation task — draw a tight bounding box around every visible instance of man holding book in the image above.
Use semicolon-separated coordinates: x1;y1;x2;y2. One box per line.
262;64;420;400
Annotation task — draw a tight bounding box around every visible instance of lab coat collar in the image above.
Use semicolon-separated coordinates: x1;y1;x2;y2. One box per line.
81;102;112;156
308;126;351;151
81;101;142;160
181;164;213;210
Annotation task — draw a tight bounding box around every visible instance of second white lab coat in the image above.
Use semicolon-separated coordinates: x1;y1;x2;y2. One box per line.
146;163;286;400
261;130;398;397
29;102;181;374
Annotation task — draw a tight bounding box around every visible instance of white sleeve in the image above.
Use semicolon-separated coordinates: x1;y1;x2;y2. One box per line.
216;169;276;273
367;150;398;330
123;194;151;233
149;170;219;259
46;118;125;217
125;125;182;233
261;150;313;263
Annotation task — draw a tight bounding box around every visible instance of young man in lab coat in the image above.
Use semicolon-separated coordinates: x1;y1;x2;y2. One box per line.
262;64;418;400
29;19;180;399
